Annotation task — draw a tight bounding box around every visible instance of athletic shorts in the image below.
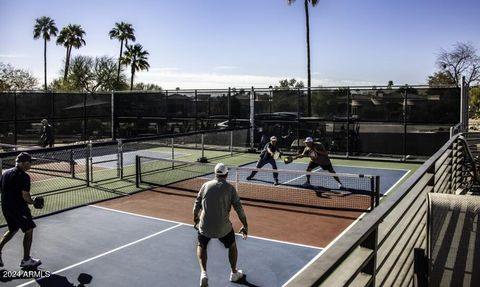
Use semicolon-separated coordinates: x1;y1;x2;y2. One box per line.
2;208;36;232
198;229;236;249
307;161;334;172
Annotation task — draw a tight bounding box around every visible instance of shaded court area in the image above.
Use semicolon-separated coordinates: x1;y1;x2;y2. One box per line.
0;206;321;287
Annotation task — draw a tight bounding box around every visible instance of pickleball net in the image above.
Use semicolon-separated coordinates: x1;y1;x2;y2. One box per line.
136;156;380;211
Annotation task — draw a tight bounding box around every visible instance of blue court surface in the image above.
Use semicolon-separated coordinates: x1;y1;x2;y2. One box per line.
0;206;321;287
92;150;186;169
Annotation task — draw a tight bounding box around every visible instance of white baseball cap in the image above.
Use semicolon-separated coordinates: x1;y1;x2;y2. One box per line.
214;163;229;175
304;137;313;143
270;136;277;141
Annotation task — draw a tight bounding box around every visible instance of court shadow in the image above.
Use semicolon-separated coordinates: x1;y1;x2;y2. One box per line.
0;269;13;282
37;274;75;287
231;275;259;287
37;273;93;287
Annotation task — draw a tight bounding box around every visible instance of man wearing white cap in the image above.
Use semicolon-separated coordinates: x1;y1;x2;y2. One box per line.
193;163;248;287
296;137;343;188
246;136;281;185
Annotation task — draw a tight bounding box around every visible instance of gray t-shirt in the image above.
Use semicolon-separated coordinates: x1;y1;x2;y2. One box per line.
193;177;246;238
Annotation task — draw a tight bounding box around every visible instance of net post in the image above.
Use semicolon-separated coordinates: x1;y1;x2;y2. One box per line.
197;134;208;162
70;149;75;178
375;175;380;207
135;155;140;188
118;139;123;179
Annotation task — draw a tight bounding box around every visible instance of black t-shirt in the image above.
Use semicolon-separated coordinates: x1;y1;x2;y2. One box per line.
0;167;31;211
260;142;279;159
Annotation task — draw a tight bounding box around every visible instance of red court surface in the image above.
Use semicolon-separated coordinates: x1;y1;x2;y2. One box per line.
98;188;364;248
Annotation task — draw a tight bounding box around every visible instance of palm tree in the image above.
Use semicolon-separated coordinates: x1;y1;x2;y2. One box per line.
56;24;86;81
121;44;150;90
109;22;136;86
288;0;319;116
33;16;58;90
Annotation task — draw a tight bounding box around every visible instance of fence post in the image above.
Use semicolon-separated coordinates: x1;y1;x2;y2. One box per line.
171;137;175;168
118;139;123;179
249;87;255;150
70;149;75;178
111;90;116;140
230;130;234;156
460;76;468;132
135;155;140;188
86;142;91;187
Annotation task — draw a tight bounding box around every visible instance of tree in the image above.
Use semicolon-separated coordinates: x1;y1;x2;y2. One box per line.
49;55;127;92
56;24;86;81
288;0;319;116
33;16;58;90
134;82;162;91
427;71;456;87
470;86;480;116
121;44;150;90
109;22;136;87
274;78;305;90
0;62;38;91
435;42;480;86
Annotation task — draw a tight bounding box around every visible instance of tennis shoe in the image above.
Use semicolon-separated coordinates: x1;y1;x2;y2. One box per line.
200;271;208;287
274;179;279;185
20;256;41;268
246;175;253;180
230;270;244;282
338;183;343;189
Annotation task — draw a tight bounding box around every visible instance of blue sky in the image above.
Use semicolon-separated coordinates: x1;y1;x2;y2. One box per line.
1;0;479;89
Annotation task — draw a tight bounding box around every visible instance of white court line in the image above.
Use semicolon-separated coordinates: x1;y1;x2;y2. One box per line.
382;169;411;197
281;167;322;185
91;205;322;250
16;223;182;287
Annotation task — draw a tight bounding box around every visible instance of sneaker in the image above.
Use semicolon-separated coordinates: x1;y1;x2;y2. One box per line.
274;179;279;185
338;183;343;189
200;271;208;287
302;181;311;187
20;257;42;268
246;175;253;181
230;270;244;282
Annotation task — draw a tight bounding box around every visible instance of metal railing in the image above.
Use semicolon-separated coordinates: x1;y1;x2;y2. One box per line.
286;133;469;286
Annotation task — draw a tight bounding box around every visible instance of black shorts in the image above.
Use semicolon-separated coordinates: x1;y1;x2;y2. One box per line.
198;229;236;249
2;208;36;233
307;161;334;172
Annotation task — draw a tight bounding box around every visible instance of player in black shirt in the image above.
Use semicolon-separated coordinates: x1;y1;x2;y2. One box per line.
0;152;42;268
246;136;281;185
40;119;54;148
